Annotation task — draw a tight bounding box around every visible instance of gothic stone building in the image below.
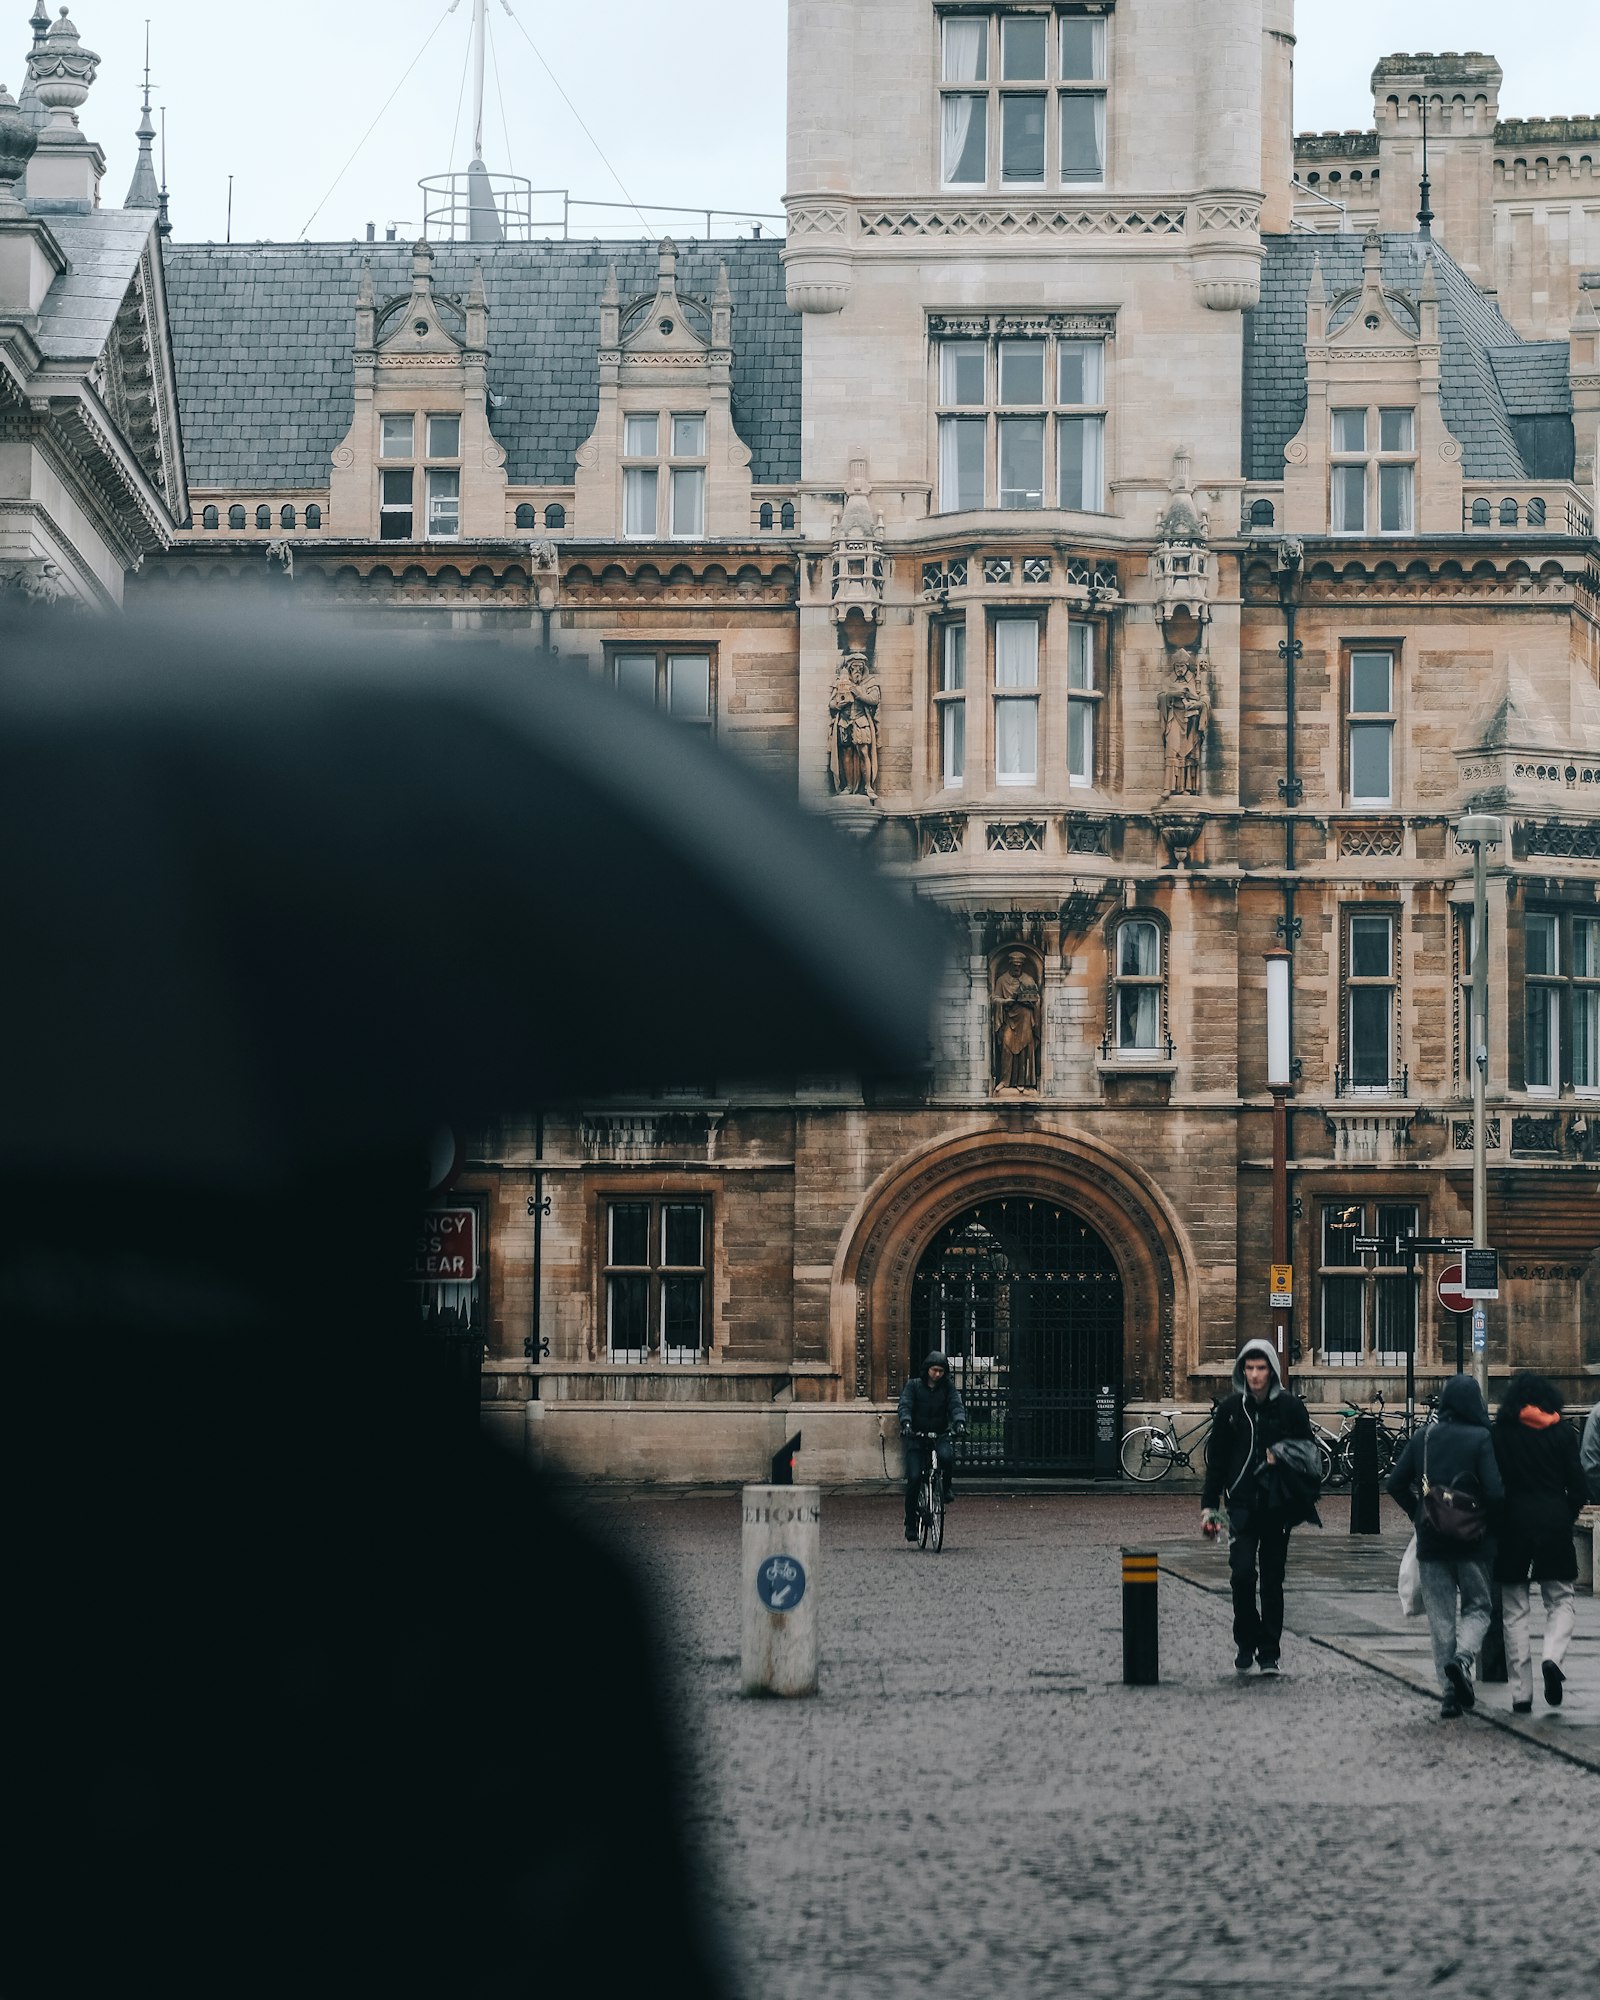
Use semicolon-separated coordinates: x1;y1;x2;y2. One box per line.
136;0;1600;1481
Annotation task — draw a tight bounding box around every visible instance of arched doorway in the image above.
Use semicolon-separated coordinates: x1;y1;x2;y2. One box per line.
910;1198;1124;1474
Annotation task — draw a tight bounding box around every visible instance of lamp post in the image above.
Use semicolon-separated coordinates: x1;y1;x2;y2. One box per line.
1456;813;1502;1400
1265;950;1294;1387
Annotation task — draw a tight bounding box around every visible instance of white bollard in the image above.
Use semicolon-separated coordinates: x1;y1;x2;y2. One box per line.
740;1483;820;1697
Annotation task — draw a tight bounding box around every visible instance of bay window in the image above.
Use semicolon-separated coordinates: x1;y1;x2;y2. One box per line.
935;321;1108;515
940;9;1107;189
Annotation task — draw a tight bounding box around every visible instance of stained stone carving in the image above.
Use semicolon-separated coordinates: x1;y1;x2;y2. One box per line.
991;949;1043;1093
827;651;881;802
1159;648;1210;796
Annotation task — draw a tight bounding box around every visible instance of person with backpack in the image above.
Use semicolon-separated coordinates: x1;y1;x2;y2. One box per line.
1386;1376;1502;1719
1199;1339;1314;1675
1493;1373;1587;1712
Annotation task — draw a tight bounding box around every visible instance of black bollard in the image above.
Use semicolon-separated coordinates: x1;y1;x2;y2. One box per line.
1122;1548;1160;1685
769;1432;802;1486
1481;1584;1508;1683
1350;1414;1381;1534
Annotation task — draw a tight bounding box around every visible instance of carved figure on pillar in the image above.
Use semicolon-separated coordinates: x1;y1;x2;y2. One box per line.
827;650;881;802
1160;647;1211;797
991;948;1043;1092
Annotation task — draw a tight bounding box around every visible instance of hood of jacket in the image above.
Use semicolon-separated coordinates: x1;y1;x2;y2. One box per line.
1437;1374;1490;1427
922;1350;952;1385
1231;1338;1283;1398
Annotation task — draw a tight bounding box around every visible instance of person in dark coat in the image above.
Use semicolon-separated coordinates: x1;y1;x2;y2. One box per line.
1493;1372;1587;1712
1200;1338;1313;1674
1582;1401;1600;1505
1387;1375;1503;1719
896;1350;968;1542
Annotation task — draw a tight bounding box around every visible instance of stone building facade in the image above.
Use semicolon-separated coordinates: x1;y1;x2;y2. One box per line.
136;1;1600;1480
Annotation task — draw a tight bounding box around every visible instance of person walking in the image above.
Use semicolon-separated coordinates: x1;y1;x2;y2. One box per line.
1386;1376;1502;1719
1493;1372;1587;1713
896;1351;967;1544
1582;1399;1600;1505
1200;1339;1313;1675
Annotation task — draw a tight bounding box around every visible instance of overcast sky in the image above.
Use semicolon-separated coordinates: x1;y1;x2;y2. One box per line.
34;1;1600;245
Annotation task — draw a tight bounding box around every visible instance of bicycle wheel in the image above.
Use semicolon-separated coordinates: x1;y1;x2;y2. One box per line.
1120;1426;1174;1481
926;1487;945;1553
916;1473;932;1549
1315;1435;1334;1487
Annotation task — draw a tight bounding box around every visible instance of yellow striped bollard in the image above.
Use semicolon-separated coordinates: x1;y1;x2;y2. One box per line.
1122;1547;1160;1686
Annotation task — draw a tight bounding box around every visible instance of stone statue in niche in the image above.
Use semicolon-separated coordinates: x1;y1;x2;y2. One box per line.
827;650;881;801
1160;647;1211;797
991;949;1043;1092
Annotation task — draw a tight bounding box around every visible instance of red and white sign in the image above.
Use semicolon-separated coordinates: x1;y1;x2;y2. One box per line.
1437;1261;1472;1316
412;1207;478;1283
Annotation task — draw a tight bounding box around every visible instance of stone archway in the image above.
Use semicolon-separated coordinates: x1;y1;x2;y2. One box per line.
835;1128;1195;1406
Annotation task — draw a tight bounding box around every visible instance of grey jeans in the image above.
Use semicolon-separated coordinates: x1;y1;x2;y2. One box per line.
1418;1553;1493;1692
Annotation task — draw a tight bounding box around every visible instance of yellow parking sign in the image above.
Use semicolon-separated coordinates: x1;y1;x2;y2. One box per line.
1269;1264;1293;1308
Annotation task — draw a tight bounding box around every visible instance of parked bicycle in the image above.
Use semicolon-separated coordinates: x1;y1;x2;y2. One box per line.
1325;1389;1437;1487
909;1430;949;1552
1120;1403;1217;1482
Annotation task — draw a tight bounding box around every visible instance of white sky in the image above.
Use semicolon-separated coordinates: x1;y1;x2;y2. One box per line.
30;2;1600;246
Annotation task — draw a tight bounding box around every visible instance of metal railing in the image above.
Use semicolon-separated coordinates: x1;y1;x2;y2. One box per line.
419;171;784;242
1334;1065;1410;1099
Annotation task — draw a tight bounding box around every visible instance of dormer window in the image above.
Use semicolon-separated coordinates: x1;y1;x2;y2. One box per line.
622;410;708;538
1331;406;1415;534
376;408;462;539
380;414;414;460
427;414;461;459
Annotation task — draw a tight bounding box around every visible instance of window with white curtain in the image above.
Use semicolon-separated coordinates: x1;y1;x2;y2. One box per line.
621;409;707;538
936;326;1108;514
1523;911;1600;1096
1331;404;1415;535
993;616;1039;784
940;9;1107;190
936;622;967;787
1067;620;1097;784
1113;918;1163;1055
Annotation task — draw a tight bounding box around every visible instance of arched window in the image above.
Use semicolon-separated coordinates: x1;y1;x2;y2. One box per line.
305;504;322;529
1111;918;1165;1057
1526;496;1546;527
544;503;566;529
515;503;536;530
1500;498;1519;527
280;504;297;529
201;505;219;530
1471;497;1491;527
758;502;774;530
228;505;246;530
780;501;796;530
1249;498;1275;529
255;504;272;530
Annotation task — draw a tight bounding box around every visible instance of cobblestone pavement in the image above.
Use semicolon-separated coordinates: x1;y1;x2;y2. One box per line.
586;1489;1598;2000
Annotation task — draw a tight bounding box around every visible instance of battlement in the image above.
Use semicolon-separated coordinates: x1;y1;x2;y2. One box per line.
1494;115;1600;150
1294;132;1380;162
1372;50;1504;88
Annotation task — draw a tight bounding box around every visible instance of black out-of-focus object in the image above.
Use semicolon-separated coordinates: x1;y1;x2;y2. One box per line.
770;1432;802;1485
1350;1414;1382;1534
0;606;944;1187
0;604;948;2000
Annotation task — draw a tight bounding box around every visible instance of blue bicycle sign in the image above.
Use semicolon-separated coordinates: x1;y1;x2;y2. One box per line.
756;1555;807;1611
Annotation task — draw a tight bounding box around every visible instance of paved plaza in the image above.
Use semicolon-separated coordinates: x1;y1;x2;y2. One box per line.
587;1488;1598;2000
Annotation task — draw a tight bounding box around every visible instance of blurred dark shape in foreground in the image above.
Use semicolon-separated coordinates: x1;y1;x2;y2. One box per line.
0;608;944;1998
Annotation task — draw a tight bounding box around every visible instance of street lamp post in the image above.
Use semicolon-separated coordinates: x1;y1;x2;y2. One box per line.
1456;813;1502;1401
1265;950;1294;1387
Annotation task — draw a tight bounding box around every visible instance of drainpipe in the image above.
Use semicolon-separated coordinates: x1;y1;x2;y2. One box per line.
1274;538;1305;1363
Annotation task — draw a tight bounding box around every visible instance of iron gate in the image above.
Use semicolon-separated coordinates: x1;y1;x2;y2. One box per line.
909;1198;1124;1475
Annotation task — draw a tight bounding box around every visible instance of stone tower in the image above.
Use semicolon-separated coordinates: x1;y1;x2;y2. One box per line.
1372;52;1502;285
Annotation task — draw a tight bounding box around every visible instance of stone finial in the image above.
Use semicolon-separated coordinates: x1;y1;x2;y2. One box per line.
0;82;39;210
1362;228;1383;282
711;258;732;348
467;263;487;308
410;238;434;291
125;72;159;210
356;263;375;309
466;263;489;350
1305;252;1327;341
28;9;98;133
656;236;678;294
600;262;621;348
1418;253;1438;302
30;3;50;48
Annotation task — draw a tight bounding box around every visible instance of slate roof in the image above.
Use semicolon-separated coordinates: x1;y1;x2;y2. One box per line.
34;209;156;363
1243;234;1568;484
161;238;800;490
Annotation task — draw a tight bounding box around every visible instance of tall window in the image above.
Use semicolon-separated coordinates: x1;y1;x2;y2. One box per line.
936;327;1107;514
604;1199;708;1364
1344;910;1397;1091
936;622;967;787
1347;649;1395;805
1524;910;1600;1096
380;468;414;540
622;410;706;538
1112;918;1163;1056
940;9;1107;189
993;616;1039;784
609;647;714;734
1331;405;1415;534
377;409;461;539
1067;620;1097;785
1320;1202;1419;1367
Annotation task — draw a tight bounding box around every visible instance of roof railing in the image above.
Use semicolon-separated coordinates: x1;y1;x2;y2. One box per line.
418;173;785;243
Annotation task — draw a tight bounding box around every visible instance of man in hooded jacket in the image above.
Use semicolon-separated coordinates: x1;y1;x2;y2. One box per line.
897;1351;968;1542
1200;1338;1313;1673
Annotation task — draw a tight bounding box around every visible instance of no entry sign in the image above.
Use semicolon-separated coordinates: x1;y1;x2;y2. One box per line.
1436;1260;1472;1316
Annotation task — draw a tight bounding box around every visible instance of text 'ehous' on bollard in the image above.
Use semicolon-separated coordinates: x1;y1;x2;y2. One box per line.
740;1482;820;1698
1122;1548;1160;1686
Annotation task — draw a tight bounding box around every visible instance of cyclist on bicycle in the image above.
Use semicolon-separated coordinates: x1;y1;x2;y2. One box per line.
897;1350;968;1543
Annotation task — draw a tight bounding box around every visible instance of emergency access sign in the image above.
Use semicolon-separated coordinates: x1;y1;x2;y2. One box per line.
413;1207;478;1282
